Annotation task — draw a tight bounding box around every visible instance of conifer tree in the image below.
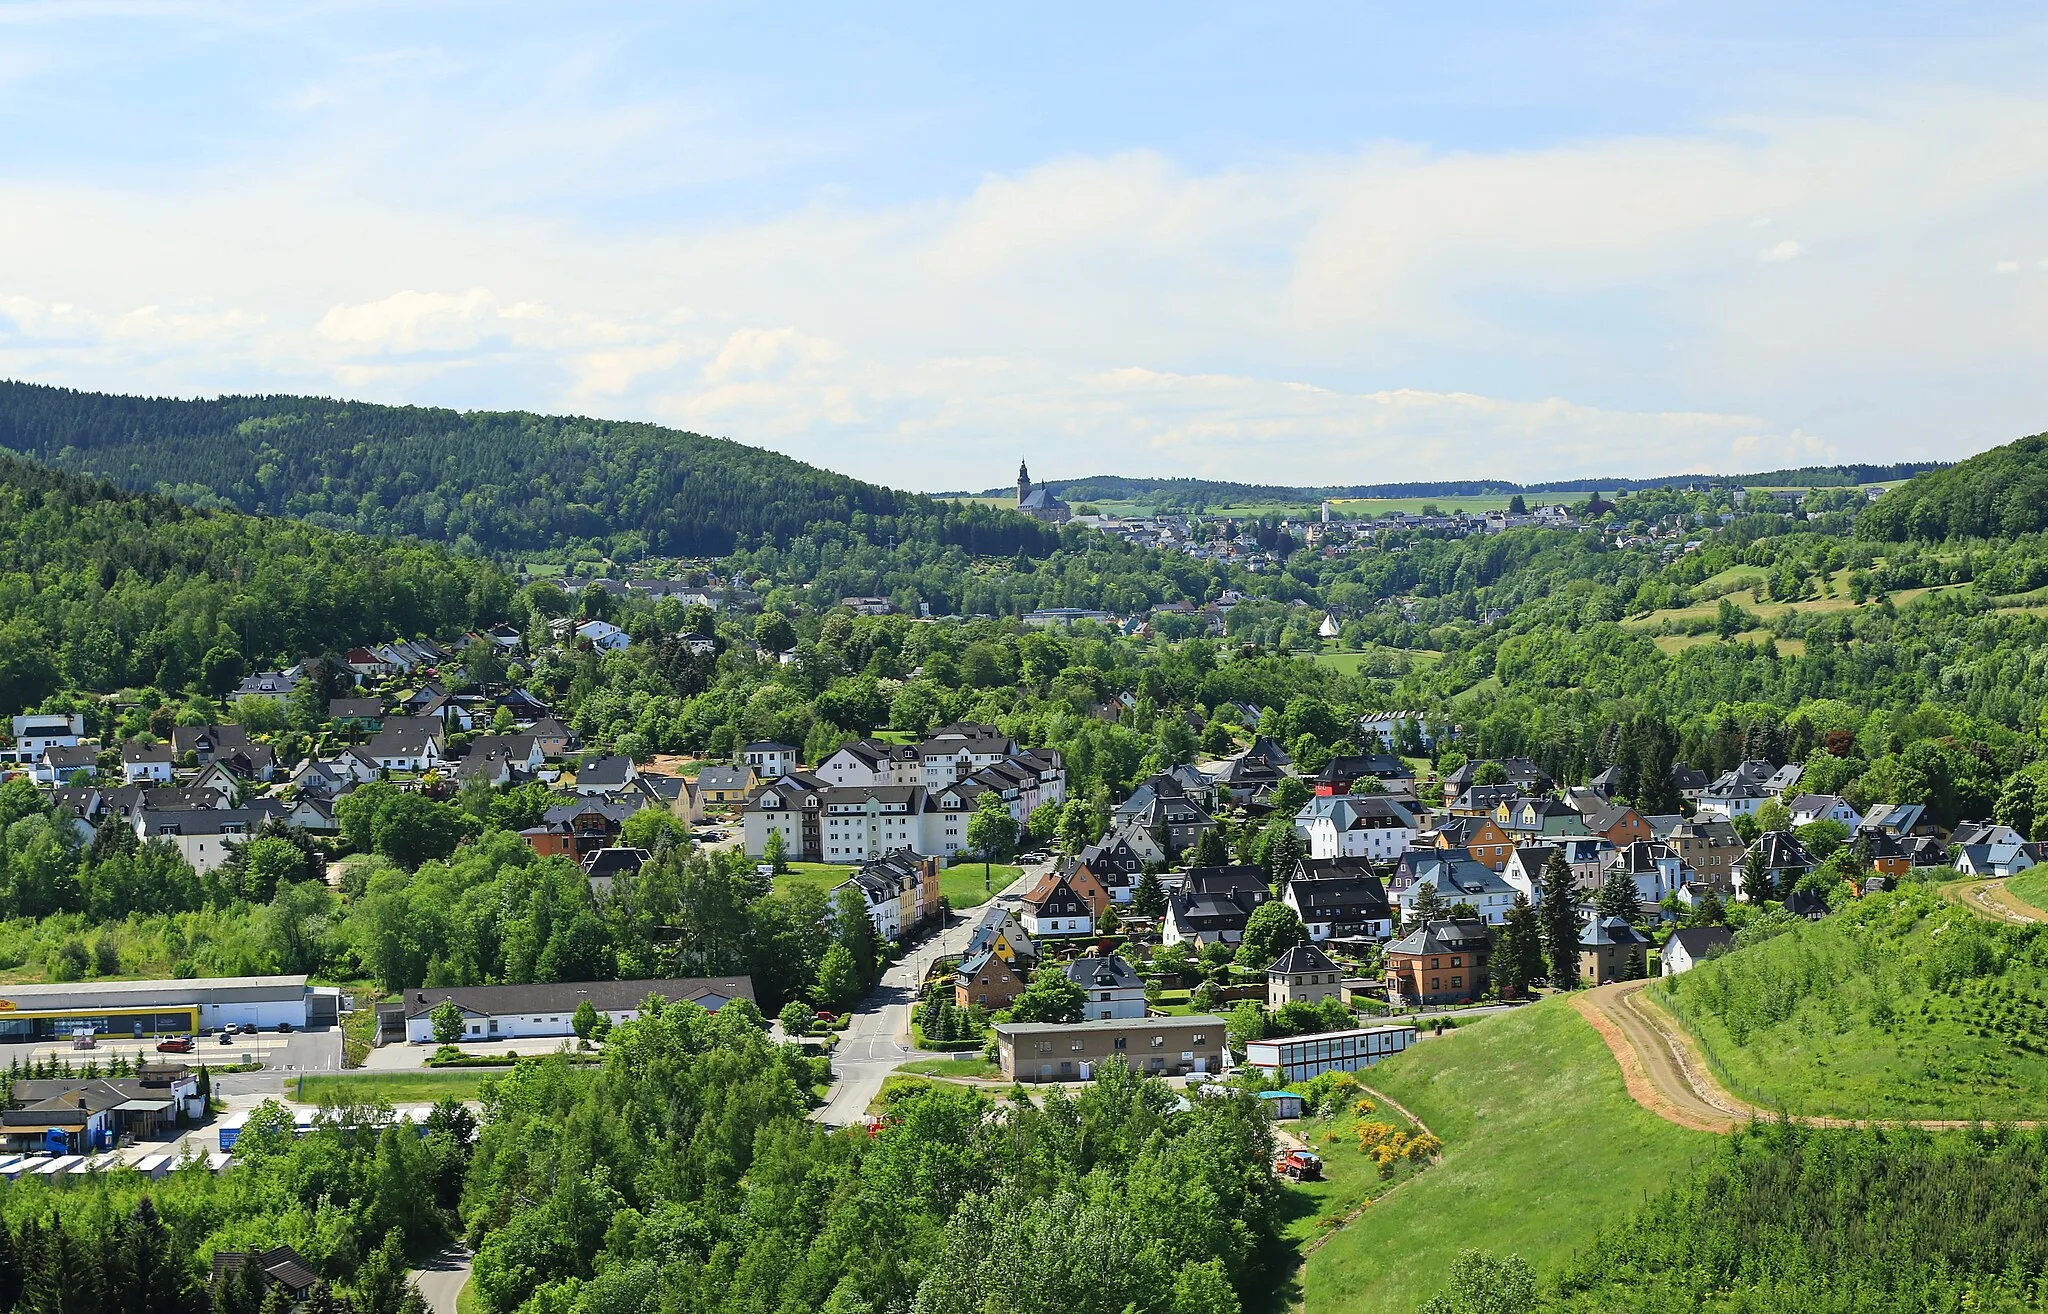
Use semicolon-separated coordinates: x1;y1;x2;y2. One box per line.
1538;850;1581;991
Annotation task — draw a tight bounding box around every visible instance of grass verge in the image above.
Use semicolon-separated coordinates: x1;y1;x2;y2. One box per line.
1303;998;1709;1314
294;1069;498;1106
899;1056;999;1079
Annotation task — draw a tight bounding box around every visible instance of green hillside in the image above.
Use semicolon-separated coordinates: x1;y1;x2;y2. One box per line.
1859;432;2048;541
0;380;1055;559
1653;884;2048;1119
0;450;510;712
1305;999;1709;1313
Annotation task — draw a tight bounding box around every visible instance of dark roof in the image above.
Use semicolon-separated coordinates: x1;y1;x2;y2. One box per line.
1385;919;1490;956
1027;876;1091;919
1665;927;1735;960
403;977;754;1020
1579;914;1652;948
1754;830;1813;871
1782;890;1830;918
1268;942;1340;977
327;698;384;719
212;1246;319;1296
1315;753;1408;782
1670;762;1708;791
1063;955;1141;991
576;755;636;788
582;847;650;878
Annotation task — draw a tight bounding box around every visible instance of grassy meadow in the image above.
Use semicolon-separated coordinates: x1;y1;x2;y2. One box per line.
1653;885;2048;1120
1304;999;1709;1314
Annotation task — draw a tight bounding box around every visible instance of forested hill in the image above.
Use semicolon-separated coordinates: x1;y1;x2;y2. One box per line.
0;450;511;712
0;381;1056;559
1858;432;2048;541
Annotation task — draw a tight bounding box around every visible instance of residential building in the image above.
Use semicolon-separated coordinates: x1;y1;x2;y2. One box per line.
32;744;98;785
1496;796;1588;841
1383;920;1490;1005
1392;854;1521;926
119;740;174;784
995;1015;1225;1082
1267;942;1343;1009
1442;757;1552;808
742;741;800;779
698;764;755;805
1022;874;1094;938
10;713;86;761
1114;773;1217;854
232;669;302;705
1282;860;1395;941
574;619;631;651
1578;915;1651;984
1594;841;1686;910
1244;1026;1416;1083
1294;794;1417;861
1789;794;1862;829
573;755;639;795
817;739;923;788
582;847;650;897
327;697;385;729
1065;955;1147;1020
211;1248;320;1306
130;804;287;876
1739;831;1814;901
1573;799;1655;848
1664;817;1747;893
956;945;1031;1011
1698;759;1799;818
1859;803;1932;838
1661;926;1735;975
833;851;941;941
1161;866;1272;947
359;723;444;774
1310;753;1414;797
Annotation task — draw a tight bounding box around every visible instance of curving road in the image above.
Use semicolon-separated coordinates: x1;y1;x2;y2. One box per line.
410;1245;472;1314
812;864;1045;1127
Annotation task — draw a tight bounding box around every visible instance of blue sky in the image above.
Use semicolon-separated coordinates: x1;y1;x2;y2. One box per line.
1;2;2043;489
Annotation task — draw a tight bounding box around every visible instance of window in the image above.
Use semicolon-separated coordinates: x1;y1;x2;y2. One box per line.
1151;1035;1165;1048
1034;1040;1052;1054
1430;957;1440;969
1114;1037;1128;1051
1451;956;1461;967
1191;1034;1206;1044
1070;1039;1084;1051
1430;978;1440;990
1451;976;1462;987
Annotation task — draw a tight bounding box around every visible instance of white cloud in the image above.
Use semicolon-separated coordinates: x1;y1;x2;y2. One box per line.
3;86;2047;488
1998;260;2021;273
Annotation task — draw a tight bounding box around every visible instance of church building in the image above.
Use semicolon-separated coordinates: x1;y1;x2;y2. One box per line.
1016;461;1072;524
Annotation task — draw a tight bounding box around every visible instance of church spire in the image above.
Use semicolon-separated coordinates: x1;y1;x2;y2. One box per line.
1018;460;1031;504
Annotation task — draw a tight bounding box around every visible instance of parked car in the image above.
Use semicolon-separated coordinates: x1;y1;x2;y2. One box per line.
276;1022;294;1033
155;1037;193;1054
237;1023;257;1035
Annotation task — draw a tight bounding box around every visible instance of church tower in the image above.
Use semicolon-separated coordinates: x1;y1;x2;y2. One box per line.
1018;460;1031;505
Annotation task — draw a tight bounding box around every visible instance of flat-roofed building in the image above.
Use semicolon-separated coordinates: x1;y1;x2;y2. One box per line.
1244;1026;1418;1083
0;976;329;1042
995;1014;1225;1082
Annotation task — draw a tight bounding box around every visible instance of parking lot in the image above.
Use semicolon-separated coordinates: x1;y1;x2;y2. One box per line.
11;1027;343;1081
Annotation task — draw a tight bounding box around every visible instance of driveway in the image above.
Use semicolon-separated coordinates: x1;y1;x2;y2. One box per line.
410;1245;473;1314
813;862;1044;1126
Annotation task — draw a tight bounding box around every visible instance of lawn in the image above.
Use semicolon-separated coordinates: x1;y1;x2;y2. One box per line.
941;862;1019;909
294;1069;501;1105
1653;885;2048;1120
899;1056;999;1079
1304;999;1710;1314
2006;869;2048;917
1310;647;1442;678
771;862;858;897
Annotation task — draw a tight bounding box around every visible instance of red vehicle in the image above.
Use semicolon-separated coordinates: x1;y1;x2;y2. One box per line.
1275;1150;1324;1182
155;1037;194;1054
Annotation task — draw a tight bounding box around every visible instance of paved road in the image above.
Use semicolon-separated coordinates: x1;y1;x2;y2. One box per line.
410;1245;473;1314
813;864;1044;1126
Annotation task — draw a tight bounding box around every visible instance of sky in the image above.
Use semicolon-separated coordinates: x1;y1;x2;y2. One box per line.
0;3;2044;492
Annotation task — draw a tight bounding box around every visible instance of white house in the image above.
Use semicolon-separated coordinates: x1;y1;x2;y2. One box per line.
1788;795;1861;829
741;741;800;779
575;619;632;652
1661;926;1735;975
1022;875;1094;938
120;741;175;785
1064;955;1146;1020
1294;795;1417;861
1393;857;1521;926
11;713;85;762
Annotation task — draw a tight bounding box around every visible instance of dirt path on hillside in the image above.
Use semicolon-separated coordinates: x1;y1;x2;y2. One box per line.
1577;981;2047;1133
1942;876;2046;925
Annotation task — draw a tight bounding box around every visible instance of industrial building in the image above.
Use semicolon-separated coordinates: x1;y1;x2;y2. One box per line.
391;976;756;1045
0;976;336;1042
1243;1025;1418;1084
